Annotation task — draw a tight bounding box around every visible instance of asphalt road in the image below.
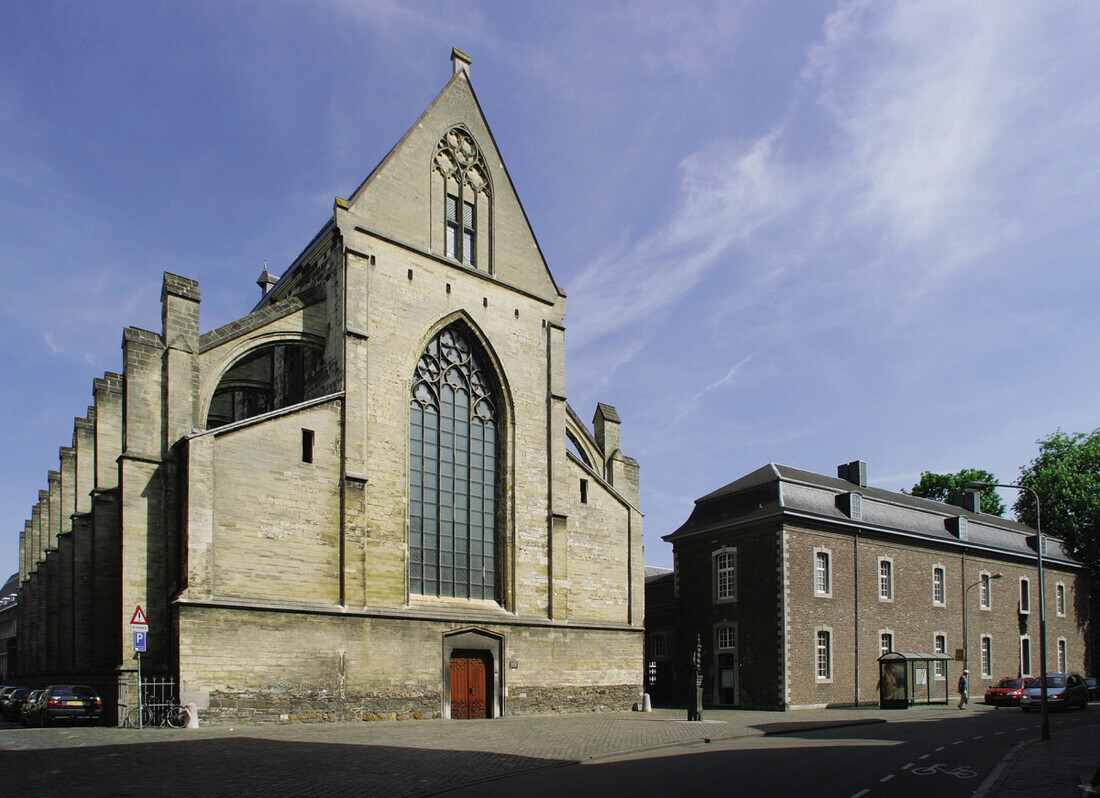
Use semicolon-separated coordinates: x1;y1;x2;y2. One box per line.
441;707;1100;798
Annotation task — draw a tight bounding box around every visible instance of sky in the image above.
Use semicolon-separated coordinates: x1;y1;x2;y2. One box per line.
2;0;1099;582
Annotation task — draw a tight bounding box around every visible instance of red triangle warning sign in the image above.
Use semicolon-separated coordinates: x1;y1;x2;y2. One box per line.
130;606;149;626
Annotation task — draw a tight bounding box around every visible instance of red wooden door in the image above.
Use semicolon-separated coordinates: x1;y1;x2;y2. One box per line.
450;651;490;719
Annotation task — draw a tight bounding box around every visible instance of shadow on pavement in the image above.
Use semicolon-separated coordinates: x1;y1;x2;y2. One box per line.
1;737;569;798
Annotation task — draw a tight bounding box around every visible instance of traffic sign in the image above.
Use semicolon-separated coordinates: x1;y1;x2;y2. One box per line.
130;606;149;626
134;630;147;652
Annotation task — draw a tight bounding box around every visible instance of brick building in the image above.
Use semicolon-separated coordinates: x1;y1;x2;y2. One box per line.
14;50;644;722
647;462;1089;710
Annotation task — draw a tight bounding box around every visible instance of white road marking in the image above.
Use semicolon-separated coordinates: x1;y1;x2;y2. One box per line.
902;763;913;769
936;746;945;751
850;790;870;798
880;774;895;783
919;754;930;759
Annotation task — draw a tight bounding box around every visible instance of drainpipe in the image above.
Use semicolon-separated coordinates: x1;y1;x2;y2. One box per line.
854;529;860;706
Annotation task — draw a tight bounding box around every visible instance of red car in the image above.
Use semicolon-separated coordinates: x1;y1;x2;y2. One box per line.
984;677;1031;706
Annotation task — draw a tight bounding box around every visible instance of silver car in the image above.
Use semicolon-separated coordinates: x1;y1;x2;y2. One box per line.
1019;673;1089;711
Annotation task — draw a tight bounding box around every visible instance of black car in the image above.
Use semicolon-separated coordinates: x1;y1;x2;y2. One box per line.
2;687;32;721
34;685;103;727
20;690;43;726
1086;677;1099;701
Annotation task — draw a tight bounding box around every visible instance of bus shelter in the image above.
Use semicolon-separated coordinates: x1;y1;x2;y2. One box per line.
878;651;953;709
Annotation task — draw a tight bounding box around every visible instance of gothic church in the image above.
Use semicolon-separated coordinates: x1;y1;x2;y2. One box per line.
15;50;644;722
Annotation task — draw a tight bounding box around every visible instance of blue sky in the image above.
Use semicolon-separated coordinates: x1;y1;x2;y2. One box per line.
2;1;1099;582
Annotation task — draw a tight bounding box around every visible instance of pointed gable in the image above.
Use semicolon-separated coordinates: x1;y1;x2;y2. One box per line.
341;50;561;302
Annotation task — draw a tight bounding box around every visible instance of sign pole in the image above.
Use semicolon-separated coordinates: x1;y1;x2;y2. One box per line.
136;650;143;730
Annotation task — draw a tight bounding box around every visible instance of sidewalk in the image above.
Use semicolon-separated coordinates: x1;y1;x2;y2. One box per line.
1;703;1096;796
979;717;1100;798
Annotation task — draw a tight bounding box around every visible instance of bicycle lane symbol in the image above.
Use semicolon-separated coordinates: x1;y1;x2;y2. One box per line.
911;763;978;779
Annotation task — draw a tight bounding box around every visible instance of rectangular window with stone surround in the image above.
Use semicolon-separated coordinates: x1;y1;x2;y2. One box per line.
816;628;832;681
934;634;947;678
932;566;945;606
814;548;831;597
714;548;737;603
878;557;893;601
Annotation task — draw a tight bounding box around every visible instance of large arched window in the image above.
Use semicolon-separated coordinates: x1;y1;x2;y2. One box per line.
409;325;499;600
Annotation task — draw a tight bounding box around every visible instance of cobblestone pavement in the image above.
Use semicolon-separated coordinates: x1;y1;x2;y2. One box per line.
980;716;1100;798
1;703;1096;796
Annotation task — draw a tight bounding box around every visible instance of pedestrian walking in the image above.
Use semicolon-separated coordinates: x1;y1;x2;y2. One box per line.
957;669;969;709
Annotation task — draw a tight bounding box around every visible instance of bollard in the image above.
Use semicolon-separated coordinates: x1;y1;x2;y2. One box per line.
186;702;200;729
642;693;652;712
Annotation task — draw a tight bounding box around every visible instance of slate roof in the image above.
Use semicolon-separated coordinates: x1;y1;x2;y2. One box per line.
664;463;1082;568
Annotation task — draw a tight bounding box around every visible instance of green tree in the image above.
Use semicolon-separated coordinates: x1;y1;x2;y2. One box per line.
1014;429;1100;573
906;469;1006;516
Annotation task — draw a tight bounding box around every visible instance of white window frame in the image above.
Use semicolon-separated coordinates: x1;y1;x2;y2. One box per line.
980;635;992;678
878;556;894;602
933;633;947;679
1020;635;1032;677
813;547;832;598
1019;576;1030;614
979;570;992;610
713;547;738;604
1057;638;1067;673
879;629;894;657
1055;582;1066;617
815;626;833;683
932;565;946;607
716;624;736;651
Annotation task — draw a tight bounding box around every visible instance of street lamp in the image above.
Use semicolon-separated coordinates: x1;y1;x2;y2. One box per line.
967;480;1050;741
963;573;1002;680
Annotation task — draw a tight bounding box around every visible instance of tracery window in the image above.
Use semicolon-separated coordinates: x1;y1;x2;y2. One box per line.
409;325;499;599
434;128;490;268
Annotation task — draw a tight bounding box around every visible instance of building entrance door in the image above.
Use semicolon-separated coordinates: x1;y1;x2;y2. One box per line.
450;650;491;719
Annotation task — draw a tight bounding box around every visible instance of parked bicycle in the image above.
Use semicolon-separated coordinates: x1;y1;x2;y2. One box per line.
122;703;191;729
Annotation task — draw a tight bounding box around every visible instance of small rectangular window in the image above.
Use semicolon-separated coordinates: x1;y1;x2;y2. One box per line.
880;632;893;656
579;479;588;504
1057;639;1067;672
1019;578;1030;614
301;429;314;463
814;550;831;596
816;630;832;681
879;558;893;601
714;549;737;602
980;636;992;677
717;625;736;650
932;566;946;605
1056;583;1066;616
934;634;947;678
1020;636;1032;677
979;572;992;609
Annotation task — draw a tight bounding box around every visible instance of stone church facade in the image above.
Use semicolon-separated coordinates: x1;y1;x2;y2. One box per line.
15;50;644;722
